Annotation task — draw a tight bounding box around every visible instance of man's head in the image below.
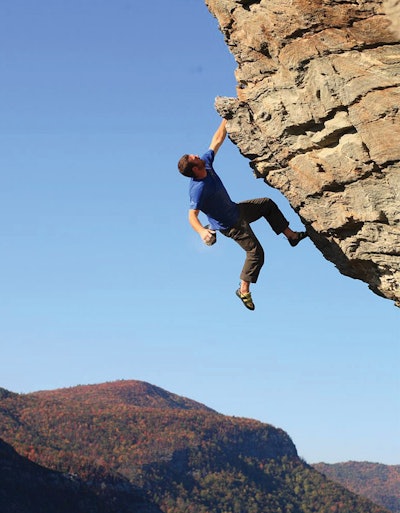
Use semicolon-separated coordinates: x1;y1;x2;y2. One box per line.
178;154;206;178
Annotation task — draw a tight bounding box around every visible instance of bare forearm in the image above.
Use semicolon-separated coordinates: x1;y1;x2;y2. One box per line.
188;209;204;233
209;119;227;154
189;210;215;244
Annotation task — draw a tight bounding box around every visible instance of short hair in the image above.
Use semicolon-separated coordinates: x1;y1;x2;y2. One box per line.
178;154;195;178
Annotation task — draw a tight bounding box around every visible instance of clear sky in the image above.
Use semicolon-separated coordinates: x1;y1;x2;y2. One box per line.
1;0;398;465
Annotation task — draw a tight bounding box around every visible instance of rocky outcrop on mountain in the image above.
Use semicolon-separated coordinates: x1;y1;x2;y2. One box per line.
205;0;400;305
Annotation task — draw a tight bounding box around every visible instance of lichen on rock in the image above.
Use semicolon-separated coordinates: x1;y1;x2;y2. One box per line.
206;0;400;306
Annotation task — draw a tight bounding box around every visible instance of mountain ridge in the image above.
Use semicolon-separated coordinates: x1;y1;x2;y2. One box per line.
0;380;391;513
313;461;400;513
29;380;217;412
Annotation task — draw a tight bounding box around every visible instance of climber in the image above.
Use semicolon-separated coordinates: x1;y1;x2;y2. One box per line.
177;118;307;311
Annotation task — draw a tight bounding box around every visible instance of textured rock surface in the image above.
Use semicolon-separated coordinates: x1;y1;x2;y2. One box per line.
385;0;400;37
205;0;400;305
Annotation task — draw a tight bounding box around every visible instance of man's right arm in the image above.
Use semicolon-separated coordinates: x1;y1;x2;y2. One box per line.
189;209;215;244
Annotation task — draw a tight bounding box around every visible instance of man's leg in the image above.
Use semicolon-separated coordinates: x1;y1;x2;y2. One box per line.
221;219;264;310
222;218;264;284
239;198;307;244
239;198;288;233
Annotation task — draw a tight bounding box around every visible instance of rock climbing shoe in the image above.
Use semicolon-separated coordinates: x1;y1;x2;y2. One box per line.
236;288;255;311
288;231;308;247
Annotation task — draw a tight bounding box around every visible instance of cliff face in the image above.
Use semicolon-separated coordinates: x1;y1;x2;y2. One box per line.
206;0;400;305
385;0;400;37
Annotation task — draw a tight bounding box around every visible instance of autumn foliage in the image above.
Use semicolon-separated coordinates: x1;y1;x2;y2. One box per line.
0;381;391;513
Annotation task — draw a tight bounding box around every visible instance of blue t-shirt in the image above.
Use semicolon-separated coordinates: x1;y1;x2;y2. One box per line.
189;149;239;230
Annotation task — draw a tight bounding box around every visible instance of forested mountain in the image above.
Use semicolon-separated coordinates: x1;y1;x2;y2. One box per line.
0;380;391;513
313;462;400;513
0;437;161;513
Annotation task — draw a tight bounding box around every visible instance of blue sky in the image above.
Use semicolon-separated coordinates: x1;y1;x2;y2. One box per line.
1;0;398;465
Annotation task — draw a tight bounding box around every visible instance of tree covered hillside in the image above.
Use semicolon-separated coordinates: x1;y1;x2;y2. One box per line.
314;462;400;513
0;381;391;513
0;437;161;513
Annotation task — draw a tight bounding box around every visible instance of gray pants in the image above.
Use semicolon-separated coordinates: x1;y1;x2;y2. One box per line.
220;198;289;283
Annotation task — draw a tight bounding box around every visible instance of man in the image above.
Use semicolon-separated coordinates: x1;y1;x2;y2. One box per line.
178;119;307;310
